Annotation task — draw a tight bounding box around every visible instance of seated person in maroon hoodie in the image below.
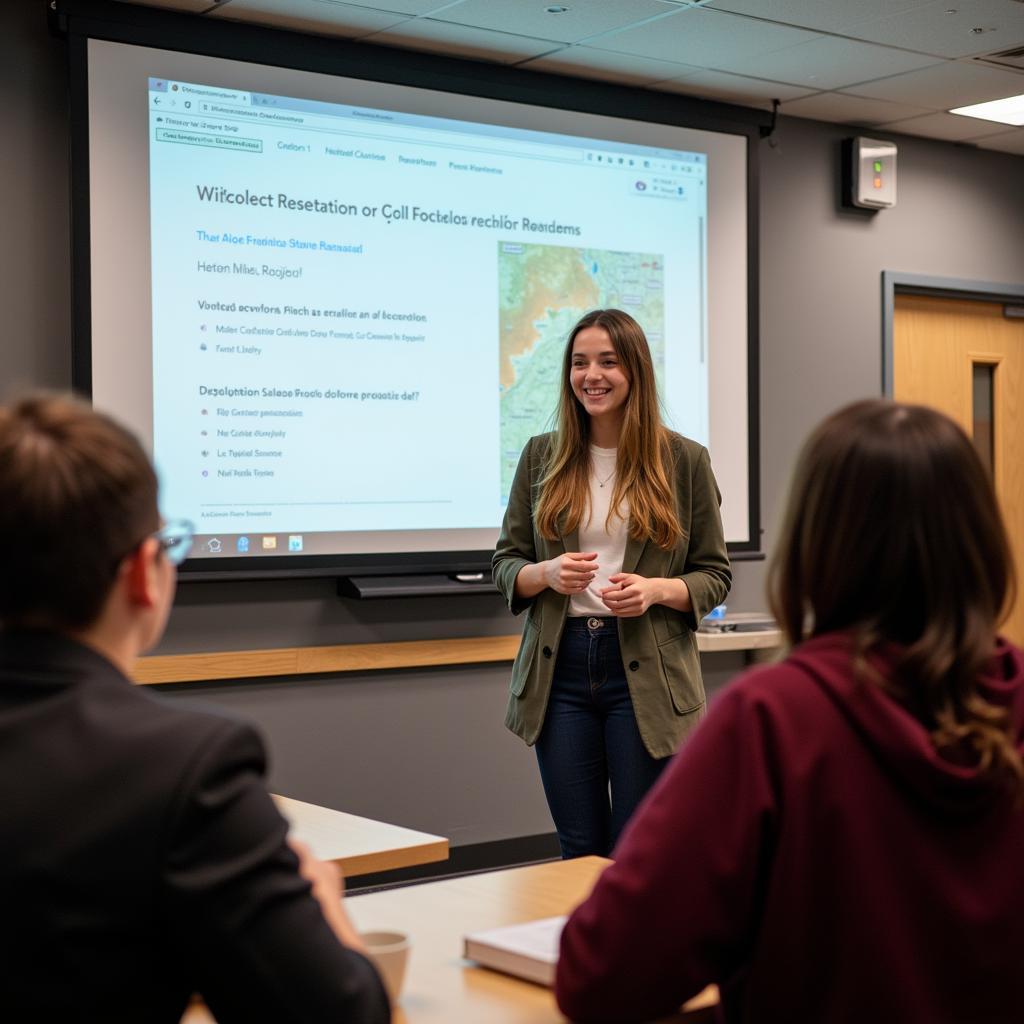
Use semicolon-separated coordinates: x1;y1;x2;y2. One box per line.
557;399;1024;1024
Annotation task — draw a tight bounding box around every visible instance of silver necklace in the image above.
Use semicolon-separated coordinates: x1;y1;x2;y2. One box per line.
595;465;616;488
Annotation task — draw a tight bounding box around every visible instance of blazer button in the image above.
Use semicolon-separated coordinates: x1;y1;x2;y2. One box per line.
629;660;640;671
542;646;553;658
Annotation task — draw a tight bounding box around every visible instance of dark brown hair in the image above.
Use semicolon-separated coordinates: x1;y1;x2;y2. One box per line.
768;399;1022;795
534;308;682;550
0;394;159;630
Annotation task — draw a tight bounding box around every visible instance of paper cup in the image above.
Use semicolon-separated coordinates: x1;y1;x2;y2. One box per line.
360;930;410;1006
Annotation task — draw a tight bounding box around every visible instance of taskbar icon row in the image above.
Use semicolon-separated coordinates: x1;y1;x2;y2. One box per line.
200;534;303;555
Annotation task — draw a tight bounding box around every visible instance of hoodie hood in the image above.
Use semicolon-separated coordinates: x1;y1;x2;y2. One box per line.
785;632;1024;815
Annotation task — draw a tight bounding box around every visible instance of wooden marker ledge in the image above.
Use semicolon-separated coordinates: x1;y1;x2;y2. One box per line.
134;635;523;686
134;629;781;686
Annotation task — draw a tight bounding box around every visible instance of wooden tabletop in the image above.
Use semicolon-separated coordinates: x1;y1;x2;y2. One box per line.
181;857;717;1024
272;795;449;877
347;856;718;1023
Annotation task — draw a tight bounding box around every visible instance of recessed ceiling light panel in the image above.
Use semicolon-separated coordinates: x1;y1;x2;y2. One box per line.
949;93;1024;126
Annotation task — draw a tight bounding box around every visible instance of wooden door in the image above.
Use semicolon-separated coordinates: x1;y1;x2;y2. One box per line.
893;293;1024;644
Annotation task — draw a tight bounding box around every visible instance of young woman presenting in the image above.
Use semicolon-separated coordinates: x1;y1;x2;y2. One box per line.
492;308;731;858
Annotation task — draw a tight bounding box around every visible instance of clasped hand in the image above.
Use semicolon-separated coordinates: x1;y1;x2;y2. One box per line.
545;551;599;594
599;573;659;617
545;555;659;618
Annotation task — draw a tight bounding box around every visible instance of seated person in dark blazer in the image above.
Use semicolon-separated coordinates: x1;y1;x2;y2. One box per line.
0;394;389;1023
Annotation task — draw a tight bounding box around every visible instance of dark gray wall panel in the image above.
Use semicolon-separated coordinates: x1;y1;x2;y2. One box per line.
0;2;72;397
159;663;550;845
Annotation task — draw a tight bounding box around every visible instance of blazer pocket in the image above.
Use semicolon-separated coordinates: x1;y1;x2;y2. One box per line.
509;618;540;698
657;633;704;715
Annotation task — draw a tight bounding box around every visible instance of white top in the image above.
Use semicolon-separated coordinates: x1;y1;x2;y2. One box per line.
568;445;630;617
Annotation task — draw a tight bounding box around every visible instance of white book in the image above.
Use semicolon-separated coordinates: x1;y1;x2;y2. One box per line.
463;915;567;986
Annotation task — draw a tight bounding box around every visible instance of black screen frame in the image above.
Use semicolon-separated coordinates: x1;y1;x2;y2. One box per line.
56;0;765;582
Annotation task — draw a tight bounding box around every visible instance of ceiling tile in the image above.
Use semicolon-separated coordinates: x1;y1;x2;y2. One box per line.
309;0;461;13
876;110;1017;141
429;0;673;46
524;47;704;86
365;19;564;63
849;60;1024;110
589;7;821;67
113;0;214;11
207;0;413;36
974;128;1024;154
840;0;1024;60
736;35;941;91
780;91;933;125
703;0;933;35
654;69;814;108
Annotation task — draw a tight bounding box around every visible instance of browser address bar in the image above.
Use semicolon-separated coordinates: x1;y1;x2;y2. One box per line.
195;101;585;163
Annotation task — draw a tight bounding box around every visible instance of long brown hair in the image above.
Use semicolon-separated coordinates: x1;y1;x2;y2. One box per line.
534;308;681;550
767;399;1022;795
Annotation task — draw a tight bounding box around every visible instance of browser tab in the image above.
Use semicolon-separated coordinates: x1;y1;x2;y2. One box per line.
168;81;251;105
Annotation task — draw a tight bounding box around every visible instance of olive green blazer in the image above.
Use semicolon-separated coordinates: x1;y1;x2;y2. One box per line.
492;431;732;759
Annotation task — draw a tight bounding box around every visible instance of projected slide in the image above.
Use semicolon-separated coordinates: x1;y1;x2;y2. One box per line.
146;77;708;555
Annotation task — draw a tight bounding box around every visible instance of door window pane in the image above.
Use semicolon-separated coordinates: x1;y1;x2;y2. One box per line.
972;362;995;479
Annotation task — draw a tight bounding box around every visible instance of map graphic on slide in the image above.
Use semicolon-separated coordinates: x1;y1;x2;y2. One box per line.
498;242;665;500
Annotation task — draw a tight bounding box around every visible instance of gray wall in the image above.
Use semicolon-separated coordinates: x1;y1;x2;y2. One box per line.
4;3;1024;847
757;119;1024;566
1;2;71;394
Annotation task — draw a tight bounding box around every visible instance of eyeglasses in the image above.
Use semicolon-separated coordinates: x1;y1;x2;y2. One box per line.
153;519;194;566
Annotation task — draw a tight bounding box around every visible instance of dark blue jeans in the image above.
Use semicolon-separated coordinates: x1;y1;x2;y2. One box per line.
535;616;669;859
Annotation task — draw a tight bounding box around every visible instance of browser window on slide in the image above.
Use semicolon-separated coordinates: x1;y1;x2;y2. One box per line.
146;77;708;556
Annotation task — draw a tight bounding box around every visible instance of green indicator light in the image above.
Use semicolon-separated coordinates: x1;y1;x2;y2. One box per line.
873;160;883;173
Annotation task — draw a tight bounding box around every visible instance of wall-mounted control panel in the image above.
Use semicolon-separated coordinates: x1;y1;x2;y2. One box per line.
844;136;897;210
